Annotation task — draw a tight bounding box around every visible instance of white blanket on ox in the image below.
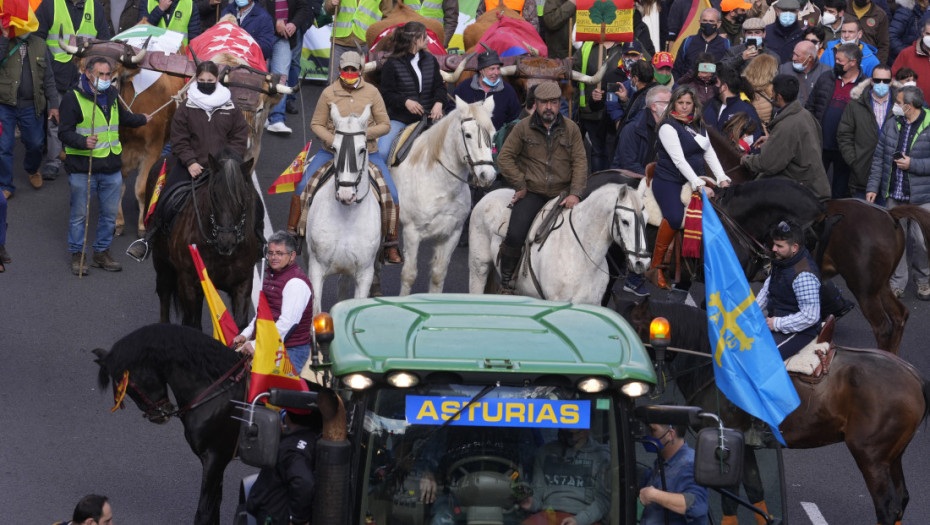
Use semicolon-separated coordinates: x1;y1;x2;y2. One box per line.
638;176;716;229
112;26;185;95
784;341;831;375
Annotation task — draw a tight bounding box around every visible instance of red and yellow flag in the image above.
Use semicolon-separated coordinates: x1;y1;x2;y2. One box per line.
248;291;309;402
189;244;239;346
268;141;311;194
0;0;39;38
144;159;168;225
669;0;712;57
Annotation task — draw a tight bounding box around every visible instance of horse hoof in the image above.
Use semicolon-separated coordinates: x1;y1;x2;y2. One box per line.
137;228;146;238
114;225;124;237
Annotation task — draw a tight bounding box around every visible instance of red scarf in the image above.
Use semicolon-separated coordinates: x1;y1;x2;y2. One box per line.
682;191;703;258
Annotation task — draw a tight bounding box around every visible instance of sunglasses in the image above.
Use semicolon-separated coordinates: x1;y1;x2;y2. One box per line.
805;39;821;44
872;78;892;84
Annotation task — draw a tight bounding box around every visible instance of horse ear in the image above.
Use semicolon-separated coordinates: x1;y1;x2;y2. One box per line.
92;348;111;389
240;158;255;176
360;104;371;124
482;95;496;115
330;103;343;123
455;95;469;114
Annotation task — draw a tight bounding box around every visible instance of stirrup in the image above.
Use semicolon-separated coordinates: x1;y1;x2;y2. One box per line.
126;239;150;263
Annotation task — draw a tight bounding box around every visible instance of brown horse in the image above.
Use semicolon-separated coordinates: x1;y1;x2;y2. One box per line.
622;299;930;525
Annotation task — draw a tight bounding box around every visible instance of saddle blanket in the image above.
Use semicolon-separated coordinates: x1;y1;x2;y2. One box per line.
785;341;831;375
638;176;714;228
295;159;396;238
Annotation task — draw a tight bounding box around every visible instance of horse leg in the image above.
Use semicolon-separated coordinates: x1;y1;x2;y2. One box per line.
468;230;493;295
891;454;908;523
369;259;383;298
399;229;423;296
851;454;898;525
178;274;205;329
878;286;909;354
155;264;176;323
193;449;230;525
337;274;354;302
307;259;325;315
355;266;376;300
428;234;460;293
229;278;253;330
854;289;898;353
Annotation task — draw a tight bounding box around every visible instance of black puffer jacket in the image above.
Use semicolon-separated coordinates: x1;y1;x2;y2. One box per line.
380;50;446;125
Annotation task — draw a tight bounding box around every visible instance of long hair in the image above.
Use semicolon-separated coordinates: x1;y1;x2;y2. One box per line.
389;21;427;58
661;84;705;129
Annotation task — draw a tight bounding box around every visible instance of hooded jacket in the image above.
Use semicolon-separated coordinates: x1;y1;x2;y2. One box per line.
818;39;881;77
837;79;897;192
867;107;930;204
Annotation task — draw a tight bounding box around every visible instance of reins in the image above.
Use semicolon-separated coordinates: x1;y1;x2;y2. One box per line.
435;116;494;185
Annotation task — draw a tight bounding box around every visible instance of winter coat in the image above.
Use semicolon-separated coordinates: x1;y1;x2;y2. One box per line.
889;0;929;64
721;44;780;73
741;100;832;200
867;108;930;204
611;109;658;173
777;60;832;107
380;50;446;125
252;0;318;48
805;68;867;123
892;41;930;99
849;0;890;64
542;0;575;59
837;79;897;193
498;111;588;198
671;34;730;79
818;39;881;77
452;75;522;130
312;79;389;153
171;97;250;168
763;20;805;63
221;2;275;59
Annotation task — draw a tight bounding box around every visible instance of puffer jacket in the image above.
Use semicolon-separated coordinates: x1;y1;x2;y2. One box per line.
867;108;930;204
379;50;446;125
889;0;930;64
498;111;588;198
819;39;881;77
805;68;867;123
837;79;898;193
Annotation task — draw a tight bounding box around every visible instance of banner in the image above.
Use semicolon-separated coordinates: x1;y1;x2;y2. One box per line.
269;141;311;194
0;0;39;38
248;291;309;403
189;244;239;346
575;0;635;43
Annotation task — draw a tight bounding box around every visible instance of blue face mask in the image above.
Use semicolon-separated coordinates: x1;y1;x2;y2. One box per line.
235;0;249;7
95;78;111;91
872;82;890;97
779;11;797;26
482;76;501;87
640;435;664;453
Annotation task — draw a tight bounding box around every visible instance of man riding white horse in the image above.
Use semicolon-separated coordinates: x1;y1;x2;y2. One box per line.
496;80;589;293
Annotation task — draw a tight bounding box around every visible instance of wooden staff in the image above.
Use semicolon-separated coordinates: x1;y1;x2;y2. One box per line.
79;80;100;280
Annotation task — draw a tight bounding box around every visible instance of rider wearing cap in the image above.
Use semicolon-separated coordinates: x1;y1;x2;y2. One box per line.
451;47;521;130
496;80;587;293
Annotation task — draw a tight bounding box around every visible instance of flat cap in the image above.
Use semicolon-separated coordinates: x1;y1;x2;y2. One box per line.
742;17;766;30
776;0;801;10
534;81;561;101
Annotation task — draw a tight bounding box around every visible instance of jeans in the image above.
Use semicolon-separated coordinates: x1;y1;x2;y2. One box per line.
268;38;301;125
887;198;930;289
297;149;398;203
68;171;122;253
376;120;407;167
0;104;46;194
286;343;310;373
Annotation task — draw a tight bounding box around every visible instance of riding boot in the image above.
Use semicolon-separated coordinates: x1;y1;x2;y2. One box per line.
645;219;676;290
820;280;855;320
383;205;403;264
126;224;158;262
286;194;303;237
499;243;523;294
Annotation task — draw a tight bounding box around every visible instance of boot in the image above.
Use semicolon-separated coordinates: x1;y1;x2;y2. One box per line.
383;204;402;264
126;226;157;262
286;194;302;236
719;516;739;525
820;280;855;319
498;243;523;294
71;252;89;276
0;244;10;264
645;219;676;290
92;250;122;272
752;501;770;525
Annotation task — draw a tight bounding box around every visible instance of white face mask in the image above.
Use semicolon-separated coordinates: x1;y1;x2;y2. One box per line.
821;12;837;26
893;103;906;117
923;35;930;48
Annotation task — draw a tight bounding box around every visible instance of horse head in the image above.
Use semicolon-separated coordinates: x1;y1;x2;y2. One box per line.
330;104;372;205
453;96;497;188
206;151;255;256
92;348;176;424
611;184;651;275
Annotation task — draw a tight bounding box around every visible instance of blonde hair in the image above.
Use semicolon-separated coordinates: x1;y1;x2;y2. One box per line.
742;54;778;91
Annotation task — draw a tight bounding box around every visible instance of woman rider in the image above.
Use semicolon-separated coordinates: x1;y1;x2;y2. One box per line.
647;85;731;289
127;60;251;261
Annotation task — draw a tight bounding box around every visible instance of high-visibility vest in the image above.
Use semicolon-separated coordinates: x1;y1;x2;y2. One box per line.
485;0;526;12
146;0;193;45
332;0;382;41
47;0;98;63
405;0;443;23
579;41;593;108
65;92;122;158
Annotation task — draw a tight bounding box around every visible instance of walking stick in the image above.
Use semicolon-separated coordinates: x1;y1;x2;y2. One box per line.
79;80;100;280
328;3;340;82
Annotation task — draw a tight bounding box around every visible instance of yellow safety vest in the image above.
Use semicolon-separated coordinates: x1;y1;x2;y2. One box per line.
579;41;593;108
65;91;122;157
406;0;443;23
146;0;193;45
485;0;526;12
332;0;382;41
47;0;98;63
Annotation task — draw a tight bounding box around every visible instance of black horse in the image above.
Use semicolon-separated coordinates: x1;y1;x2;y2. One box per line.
145;149;259;329
93;324;249;525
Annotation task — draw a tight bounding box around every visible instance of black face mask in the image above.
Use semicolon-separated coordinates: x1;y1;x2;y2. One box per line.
833;63;846;78
198;81;217;95
733;14;747;24
700;22;717;36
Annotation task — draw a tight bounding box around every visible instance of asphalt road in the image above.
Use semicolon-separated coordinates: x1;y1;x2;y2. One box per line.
1;81;928;524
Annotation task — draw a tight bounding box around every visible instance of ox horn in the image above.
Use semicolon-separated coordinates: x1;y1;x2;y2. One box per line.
58;28;80;55
570;61;609;85
273;83;297;95
362;60;378;73
500;65;517;76
125;36;149;65
440;52;475;84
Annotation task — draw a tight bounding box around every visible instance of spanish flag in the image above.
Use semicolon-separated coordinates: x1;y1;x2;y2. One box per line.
248;291;309;402
0;0;40;38
144;159;167;225
669;0;711;58
189;244;239;346
268;141;311;194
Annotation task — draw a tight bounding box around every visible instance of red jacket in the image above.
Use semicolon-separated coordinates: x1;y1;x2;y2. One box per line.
892;42;930;100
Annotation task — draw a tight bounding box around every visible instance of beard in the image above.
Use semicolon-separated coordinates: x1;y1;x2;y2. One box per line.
541;109;557;122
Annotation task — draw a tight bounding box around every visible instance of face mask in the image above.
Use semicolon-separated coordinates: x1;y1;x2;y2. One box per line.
235;0;249;7
734;14;747;24
833;63;847;78
840;38;858;45
779;11;797;27
923;35;930;49
640;436;664;453
95;78;111;91
622;57;639;71
700;22;717;36
339;71;360;86
197;81;216;95
893;104;906;117
482;75;502;87
654;72;672;84
792;60;807;72
853;0;869;6
821;12;837;25
745;36;762;48
872;82;890;97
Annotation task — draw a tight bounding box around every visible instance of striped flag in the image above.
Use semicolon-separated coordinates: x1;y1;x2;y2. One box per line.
0;0;39;37
247;291;309;402
268;141;311;194
669;0;711;57
144;159;167;225
189;244;239;346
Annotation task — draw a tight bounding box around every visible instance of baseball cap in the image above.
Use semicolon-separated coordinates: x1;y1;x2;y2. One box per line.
652;52;674;69
340;51;363;69
720;0;753;11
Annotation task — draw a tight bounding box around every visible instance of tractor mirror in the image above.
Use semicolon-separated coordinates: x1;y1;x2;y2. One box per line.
693;426;744;488
238;405;280;468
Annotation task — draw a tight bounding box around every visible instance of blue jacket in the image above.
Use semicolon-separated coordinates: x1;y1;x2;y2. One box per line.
221;2;275;60
451;76;522;130
819;39;880;77
138;0;202;41
763;21;804;63
611;109;658;173
867;108;930;204
703;95;763;143
889;1;930;64
671;34;730;79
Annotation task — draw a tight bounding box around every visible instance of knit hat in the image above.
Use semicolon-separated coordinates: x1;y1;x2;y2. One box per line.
534;81;561;101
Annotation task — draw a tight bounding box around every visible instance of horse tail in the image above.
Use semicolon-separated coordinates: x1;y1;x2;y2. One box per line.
889;205;930;270
92;348;111;390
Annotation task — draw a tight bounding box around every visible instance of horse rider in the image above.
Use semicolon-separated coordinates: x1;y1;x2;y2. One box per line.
289;50;401;263
646;85;731;290
496;80;588;294
127;60;252;262
234;231;314;371
451;46;522;130
756;220;822;359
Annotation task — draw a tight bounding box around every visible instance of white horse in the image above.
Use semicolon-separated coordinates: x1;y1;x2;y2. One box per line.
391;96;498;295
468;183;652;304
304;104;382;314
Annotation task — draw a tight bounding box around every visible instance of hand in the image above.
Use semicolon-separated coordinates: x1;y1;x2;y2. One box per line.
754;135;769;148
639;486;659;506
717;179;730;188
239;341;255;356
419;472;437;504
331;0;340;6
742;46;759;61
866;191;877;203
0;23;9;38
48;108;59;123
144;113;152;123
158;0;172;11
405;99;424;115
429;102;443;120
232;335;246;349
559;518;578;525
285;22;297;37
701;186;715;199
511;188;527;203
188;162;204;177
766;317;776;330
86;134;98;148
616;83;628;103
276;19;288;36
894;154;911;171
591;88;604;102
560;194;581;208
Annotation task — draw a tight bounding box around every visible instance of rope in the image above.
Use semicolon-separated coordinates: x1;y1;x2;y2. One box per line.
118;75;196;118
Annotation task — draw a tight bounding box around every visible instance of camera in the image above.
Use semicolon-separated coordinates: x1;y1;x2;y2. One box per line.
606;82;621;92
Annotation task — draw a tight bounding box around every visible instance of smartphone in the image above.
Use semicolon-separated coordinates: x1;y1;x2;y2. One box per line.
605;82;621;92
894;152;905;160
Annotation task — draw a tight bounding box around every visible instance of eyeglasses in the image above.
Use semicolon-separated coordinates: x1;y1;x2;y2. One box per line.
267;251;293;258
872;78;892;84
805;39;821;45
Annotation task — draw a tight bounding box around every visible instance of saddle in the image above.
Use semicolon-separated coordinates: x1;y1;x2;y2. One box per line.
785;315;837;384
389;115;430;167
155;170;211;235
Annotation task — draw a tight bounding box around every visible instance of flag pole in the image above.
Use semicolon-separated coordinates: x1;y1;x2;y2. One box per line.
79;77;100;280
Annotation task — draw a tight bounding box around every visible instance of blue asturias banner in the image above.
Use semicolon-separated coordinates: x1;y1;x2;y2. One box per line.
406;396;591;429
702;191;800;445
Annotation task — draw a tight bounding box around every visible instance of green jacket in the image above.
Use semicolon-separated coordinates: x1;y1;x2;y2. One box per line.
498;111;589;198
0;34;58;116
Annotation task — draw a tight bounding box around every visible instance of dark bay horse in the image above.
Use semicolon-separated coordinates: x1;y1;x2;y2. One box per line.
622;299;930;525
93;324;249;525
146;149;258;328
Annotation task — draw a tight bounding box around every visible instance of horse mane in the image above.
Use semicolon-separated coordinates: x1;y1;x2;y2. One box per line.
407;103;494;167
210;147;251;213
716;178;825;219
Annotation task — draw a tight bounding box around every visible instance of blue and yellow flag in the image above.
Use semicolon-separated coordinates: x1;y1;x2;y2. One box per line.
702;191;800;445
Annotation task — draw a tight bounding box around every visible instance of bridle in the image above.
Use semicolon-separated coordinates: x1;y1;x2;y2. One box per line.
333;130;369;201
192;164;248;247
437;117;494;185
567;193;651;276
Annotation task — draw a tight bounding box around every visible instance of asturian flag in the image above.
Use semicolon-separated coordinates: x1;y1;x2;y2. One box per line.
248;291;309;403
702;191;800;445
189;21;268;70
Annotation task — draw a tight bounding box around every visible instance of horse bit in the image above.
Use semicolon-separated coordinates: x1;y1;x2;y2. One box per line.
438;117;494;185
191;171;248;246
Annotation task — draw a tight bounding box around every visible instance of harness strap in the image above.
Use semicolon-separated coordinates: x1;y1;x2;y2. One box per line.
172;354;251;417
